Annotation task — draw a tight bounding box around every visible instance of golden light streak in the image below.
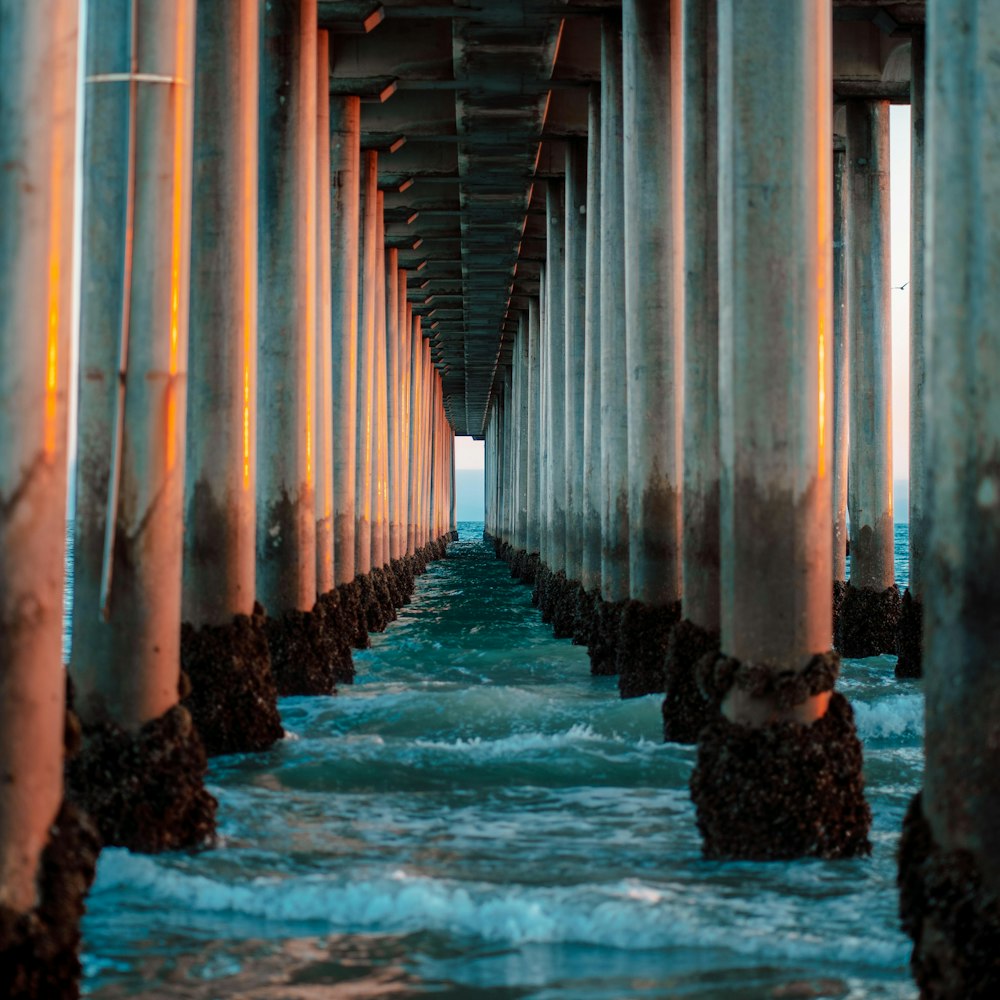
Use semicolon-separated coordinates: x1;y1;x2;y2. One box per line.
166;5;187;472
45;112;63;459
814;12;830;483
303;9;317;491
242;3;254;491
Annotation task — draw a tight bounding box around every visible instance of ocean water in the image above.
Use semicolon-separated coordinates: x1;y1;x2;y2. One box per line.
78;522;921;998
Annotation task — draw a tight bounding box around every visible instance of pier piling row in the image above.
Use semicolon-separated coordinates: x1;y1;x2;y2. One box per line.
3;0;999;996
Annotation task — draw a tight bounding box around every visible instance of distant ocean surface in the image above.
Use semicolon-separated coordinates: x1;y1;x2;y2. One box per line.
74;523;920;998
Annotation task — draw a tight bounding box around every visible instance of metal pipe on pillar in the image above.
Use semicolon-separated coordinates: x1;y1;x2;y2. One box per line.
0;1;93;983
664;0;721;742
69;0;216;850
181;0;283;755
620;0;683;698
689;0;871;861
837;99;899;657
896;29;926;679
898;6;1000;989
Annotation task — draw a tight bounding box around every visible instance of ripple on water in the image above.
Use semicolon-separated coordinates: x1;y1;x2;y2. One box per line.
81;523;921;999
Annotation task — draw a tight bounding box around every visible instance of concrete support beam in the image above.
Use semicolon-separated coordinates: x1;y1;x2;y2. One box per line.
545;182;567;573
184;0;258;626
664;0;721;742
180;0;283;755
70;0;216;849
623;0;681;610
355;151;377;576
564;143;587;585
387;254;401;561
372;192;388;570
256;0;317;617
0;0;81;935
581;87;602;594
691;0;870;861
526;297;541;556
516;312;530;552
899;4;1000;990
838;99;899;657
72;0;198;729
406;316;422;555
599;16;630;604
330;95;360;586
316;30;335;595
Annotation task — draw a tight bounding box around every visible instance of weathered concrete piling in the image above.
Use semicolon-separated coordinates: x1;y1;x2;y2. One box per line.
663;0;720;745
181;0;283;755
836;98;900;659
68;0;218;852
688;0;870;860
0;3;100;994
898;2;1000;992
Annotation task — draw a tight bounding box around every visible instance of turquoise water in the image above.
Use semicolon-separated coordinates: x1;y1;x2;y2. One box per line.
79;523;921;998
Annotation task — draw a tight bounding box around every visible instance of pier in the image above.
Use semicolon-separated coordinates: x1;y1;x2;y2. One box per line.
2;1;998;996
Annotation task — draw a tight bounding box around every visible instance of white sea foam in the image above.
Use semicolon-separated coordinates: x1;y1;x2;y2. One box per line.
91;852;908;967
853;694;923;741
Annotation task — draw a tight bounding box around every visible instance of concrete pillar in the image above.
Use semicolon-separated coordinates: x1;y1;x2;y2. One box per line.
690;0;870;860
838;99;898;657
330;95;360;587
526;297;542;559
896;30;925;678
537;267;549;566
581;87;603;595
315;30;334;596
545;182;567;573
623;0;681;608
599;17;630;604
564;144;587;584
406;315;422;555
620;0;682;697
180;0;284;755
399;285;412;551
515;312;530;553
832;139;849;586
70;0;216;850
184;0;259;626
664;0;720;741
256;0;317;616
372;192;389;571
355;151;377;576
388;262;403;561
898;5;1000;989
0;0;84;963
73;0;197;722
